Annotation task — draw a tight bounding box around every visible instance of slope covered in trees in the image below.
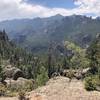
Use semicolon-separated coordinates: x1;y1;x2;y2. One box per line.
0;30;90;81
0;30;48;87
84;33;100;91
0;15;100;54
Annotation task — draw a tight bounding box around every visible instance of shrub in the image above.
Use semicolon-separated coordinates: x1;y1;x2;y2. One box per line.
0;83;7;96
85;76;96;91
36;66;49;87
18;91;26;100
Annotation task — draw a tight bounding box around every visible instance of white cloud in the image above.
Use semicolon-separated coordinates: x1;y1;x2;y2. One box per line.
0;0;100;21
74;0;100;16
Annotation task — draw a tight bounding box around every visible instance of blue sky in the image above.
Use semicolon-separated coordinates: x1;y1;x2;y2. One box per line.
24;0;77;9
0;0;100;21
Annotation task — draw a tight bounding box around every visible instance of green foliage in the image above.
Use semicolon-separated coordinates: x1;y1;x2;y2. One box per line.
1;30;100;93
0;30;50;91
64;41;89;69
85;34;100;91
85;76;96;91
2;15;100;54
87;34;100;74
0;65;2;76
0;84;7;96
0;65;5;82
18;91;26;100
85;75;100;91
62;57;70;69
36;66;49;87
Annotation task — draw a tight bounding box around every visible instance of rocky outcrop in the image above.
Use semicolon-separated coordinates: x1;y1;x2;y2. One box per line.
4;67;24;80
61;68;90;80
5;77;34;91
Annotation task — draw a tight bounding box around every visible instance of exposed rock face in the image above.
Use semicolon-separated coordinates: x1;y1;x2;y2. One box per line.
4;67;24;80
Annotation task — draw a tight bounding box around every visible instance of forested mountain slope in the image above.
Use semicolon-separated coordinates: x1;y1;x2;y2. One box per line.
0;15;100;53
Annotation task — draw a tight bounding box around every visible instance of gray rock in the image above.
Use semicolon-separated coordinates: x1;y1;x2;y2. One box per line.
5;77;34;91
4;67;24;80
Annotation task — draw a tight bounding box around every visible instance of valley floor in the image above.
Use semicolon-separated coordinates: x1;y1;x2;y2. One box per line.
1;76;100;100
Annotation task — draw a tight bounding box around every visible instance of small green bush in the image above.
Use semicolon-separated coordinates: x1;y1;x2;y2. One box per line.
85;76;96;91
36;66;49;87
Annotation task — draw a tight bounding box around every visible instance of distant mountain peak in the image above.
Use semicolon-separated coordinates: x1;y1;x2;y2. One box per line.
54;14;63;17
51;14;64;18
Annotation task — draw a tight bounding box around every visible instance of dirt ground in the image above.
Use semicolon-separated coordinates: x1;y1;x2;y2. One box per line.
1;76;100;100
